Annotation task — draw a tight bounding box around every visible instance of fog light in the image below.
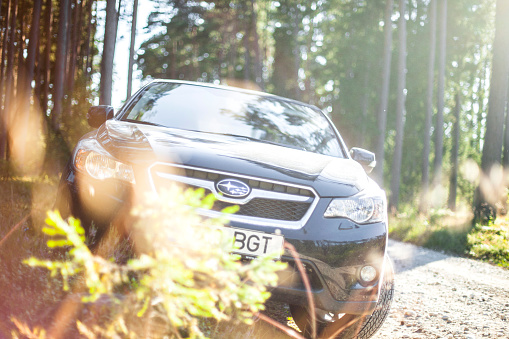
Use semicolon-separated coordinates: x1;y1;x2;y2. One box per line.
360;265;377;283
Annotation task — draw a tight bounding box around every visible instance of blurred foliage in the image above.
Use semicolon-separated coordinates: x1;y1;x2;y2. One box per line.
24;186;286;338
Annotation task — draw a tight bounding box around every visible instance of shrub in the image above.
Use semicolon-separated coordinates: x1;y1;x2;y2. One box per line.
24;186;286;338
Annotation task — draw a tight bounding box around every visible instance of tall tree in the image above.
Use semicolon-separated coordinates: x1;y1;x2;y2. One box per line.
448;92;460;211
2;0;18;157
83;0;95;76
65;0;83;115
250;0;263;89
18;0;42;161
99;0;119;105
475;0;509;221
374;0;394;186
0;0;11;159
40;0;52;115
52;0;71;130
389;0;407;211
503;84;509;167
127;0;138;100
420;0;437;212
433;0;447;186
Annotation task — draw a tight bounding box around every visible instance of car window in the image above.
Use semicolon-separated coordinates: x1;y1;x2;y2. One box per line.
122;82;344;157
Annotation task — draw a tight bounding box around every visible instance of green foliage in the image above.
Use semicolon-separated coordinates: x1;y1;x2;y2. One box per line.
468;219;509;268
24;186;286;338
390;204;509;269
389;207;472;255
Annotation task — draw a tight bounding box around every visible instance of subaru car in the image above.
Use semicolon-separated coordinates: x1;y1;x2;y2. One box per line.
55;80;393;338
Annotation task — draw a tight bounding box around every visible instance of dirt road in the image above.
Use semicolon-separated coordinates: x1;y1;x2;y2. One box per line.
373;240;509;339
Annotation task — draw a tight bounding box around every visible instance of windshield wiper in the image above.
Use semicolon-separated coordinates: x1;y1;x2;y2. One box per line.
125;119;165;128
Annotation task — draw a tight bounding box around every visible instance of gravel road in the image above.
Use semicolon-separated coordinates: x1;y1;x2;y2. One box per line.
260;239;509;339
372;239;509;339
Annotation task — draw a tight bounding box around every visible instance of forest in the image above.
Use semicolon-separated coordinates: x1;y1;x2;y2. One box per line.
0;0;508;337
0;0;508;218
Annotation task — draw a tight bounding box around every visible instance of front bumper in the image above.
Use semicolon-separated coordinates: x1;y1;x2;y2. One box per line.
229;209;387;315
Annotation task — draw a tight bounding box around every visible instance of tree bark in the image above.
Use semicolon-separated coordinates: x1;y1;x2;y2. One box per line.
15;0;25;99
83;0;94;76
475;0;509;221
374;0;393;186
2;0;17;160
503;82;509;167
40;0;52;115
99;0;118;106
65;0;81;116
448;93;460;211
433;0;447;186
0;0;11;159
389;0;407;211
420;0;437;213
127;0;138;99
250;0;263;89
18;0;42;162
52;0;70;130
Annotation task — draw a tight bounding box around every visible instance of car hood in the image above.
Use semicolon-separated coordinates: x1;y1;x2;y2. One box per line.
97;120;370;197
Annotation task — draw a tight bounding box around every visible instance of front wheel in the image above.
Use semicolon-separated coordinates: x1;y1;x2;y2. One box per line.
290;256;394;339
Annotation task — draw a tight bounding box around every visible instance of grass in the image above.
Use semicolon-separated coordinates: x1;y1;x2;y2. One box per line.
389;206;509;269
0;174;297;338
0;174;65;336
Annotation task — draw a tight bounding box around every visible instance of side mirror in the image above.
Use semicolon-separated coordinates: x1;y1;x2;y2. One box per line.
350;147;376;173
87;105;114;128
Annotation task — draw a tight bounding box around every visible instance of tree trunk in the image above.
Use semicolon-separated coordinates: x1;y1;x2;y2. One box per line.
502;83;509;167
127;0;138;99
250;0;263;89
83;0;94;76
15;0;25;98
475;0;509;221
448;93;460;211
65;0;81;116
99;0;118;106
374;0;393;186
243;11;251;82
2;0;17;160
359;62;370;148
52;0;70;130
18;0;42;162
420;0;437;213
433;0;447;186
0;0;11;159
40;0;52;115
389;0;407;211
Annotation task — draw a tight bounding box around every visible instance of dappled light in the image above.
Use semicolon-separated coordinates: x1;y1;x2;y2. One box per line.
1;0;509;338
3;101;46;176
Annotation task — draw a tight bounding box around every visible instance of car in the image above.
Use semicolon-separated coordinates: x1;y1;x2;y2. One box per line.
55;80;393;338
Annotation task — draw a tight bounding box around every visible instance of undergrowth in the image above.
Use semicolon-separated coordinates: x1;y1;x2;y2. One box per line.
389;206;509;269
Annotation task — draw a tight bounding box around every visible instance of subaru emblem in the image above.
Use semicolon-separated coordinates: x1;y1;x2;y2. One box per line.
216;179;251;198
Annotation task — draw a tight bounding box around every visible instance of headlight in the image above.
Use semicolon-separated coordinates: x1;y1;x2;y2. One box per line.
74;143;135;184
324;197;385;224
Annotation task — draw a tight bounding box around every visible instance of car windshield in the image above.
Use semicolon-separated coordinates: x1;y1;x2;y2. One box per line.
121;82;344;157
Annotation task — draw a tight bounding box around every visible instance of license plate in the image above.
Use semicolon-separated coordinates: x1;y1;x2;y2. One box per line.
223;227;284;259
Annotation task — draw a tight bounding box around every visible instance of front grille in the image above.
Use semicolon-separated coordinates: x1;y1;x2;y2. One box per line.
149;163;317;224
184;167;313;197
213;198;310;221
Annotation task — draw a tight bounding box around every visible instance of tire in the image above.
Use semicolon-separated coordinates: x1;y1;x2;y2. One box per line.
290;255;394;339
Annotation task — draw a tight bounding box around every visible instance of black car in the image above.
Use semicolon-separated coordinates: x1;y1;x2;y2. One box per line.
55;80;393;338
